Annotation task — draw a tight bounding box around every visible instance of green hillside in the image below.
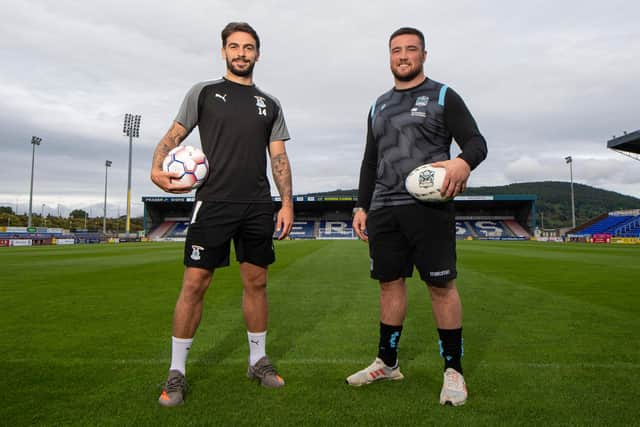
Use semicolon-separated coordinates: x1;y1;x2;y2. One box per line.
464;181;640;229
308;181;640;229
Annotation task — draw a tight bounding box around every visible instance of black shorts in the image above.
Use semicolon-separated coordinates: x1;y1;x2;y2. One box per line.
367;202;457;286
184;201;275;270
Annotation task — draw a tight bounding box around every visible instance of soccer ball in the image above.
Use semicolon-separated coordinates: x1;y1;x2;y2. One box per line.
162;145;209;189
405;163;449;202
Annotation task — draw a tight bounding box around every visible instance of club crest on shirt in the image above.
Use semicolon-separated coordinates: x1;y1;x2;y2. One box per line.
255;96;266;108
255;96;267;116
415;96;429;107
411;96;429;117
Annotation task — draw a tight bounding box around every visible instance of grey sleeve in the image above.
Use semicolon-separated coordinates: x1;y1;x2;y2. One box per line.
269;98;290;142
174;83;205;135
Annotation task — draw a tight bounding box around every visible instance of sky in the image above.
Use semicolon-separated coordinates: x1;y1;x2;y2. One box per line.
1;0;639;218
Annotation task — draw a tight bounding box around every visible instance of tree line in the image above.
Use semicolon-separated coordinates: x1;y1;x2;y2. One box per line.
0;207;144;233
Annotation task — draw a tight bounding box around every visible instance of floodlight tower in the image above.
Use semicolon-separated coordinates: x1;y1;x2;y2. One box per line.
122;114;141;234
27;136;42;228
565;156;576;229
103;160;112;234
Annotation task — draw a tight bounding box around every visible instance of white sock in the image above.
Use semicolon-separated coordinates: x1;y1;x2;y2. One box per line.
247;331;267;366
170;336;193;375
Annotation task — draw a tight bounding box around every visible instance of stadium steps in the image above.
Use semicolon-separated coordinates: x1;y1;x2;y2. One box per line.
465;221;480;238
148;221;174;240
571;212;608;234
455;221;473;239
579;215;633;235
470;220;512;239
613;215;640;237
504;219;530;238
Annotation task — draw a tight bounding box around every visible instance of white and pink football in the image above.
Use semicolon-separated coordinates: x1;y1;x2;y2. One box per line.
404;163;449;202
162;145;209;189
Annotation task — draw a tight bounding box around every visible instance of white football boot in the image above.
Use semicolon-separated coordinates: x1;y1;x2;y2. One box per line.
439;368;468;406
346;357;404;386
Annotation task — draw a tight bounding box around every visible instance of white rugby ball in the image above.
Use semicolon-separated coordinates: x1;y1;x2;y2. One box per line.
405;163;449;202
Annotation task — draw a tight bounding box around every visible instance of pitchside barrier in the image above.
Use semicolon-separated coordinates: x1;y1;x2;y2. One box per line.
611;237;640;244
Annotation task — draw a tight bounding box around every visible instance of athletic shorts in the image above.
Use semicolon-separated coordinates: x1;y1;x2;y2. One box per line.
184;201;275;270
366;202;457;286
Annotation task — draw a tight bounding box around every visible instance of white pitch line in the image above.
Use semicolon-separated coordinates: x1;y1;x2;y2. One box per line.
5;358;640;369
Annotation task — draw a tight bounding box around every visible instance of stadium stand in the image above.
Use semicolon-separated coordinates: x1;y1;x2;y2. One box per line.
576;215;634;235
455;221;474;239
504;219;531;239
616;216;640;237
148;221;174;240
288;220;316;239
317;220;355;239
168;222;189;238
142;194;538;241
469;220;516;240
607;130;640;162
572;210;640;238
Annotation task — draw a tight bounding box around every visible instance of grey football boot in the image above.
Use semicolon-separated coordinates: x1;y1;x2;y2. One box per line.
158;370;187;407
247;356;285;388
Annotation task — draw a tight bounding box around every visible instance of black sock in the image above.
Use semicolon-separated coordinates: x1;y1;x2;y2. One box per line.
437;328;463;374
378;322;403;367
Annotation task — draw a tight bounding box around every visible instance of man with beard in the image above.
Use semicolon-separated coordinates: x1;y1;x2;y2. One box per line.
151;22;293;407
346;27;487;406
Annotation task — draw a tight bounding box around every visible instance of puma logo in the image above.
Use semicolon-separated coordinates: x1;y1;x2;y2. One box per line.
250;339;260;345
215;93;227;102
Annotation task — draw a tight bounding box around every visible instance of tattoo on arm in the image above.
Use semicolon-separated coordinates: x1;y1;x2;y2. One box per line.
271;152;292;205
152;123;187;169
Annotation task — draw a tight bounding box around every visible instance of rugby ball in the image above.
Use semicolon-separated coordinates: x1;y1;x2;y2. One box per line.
405;163;449;202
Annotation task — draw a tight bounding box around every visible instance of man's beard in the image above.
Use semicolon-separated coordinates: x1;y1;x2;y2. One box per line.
227;57;255;77
392;64;423;82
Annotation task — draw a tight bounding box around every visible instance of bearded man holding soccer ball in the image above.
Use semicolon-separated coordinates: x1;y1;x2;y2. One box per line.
347;27;487;406
150;22;293;407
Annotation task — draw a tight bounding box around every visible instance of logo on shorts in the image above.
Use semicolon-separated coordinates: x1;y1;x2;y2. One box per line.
429;269;451;277
190;245;204;261
419;169;436;188
370;257;374;272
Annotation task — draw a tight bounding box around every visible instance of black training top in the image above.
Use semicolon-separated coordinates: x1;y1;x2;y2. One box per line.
357;78;487;211
175;78;290;203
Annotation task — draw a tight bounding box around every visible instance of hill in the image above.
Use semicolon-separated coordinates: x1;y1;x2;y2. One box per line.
306;181;640;229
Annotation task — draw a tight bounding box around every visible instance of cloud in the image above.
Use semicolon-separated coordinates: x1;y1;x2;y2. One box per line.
1;0;640;219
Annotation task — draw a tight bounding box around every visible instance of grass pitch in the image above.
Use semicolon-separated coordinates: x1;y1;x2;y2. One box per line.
2;240;639;426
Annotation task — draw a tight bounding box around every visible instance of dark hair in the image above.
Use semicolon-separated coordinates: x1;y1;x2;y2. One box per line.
389;27;426;50
221;22;260;51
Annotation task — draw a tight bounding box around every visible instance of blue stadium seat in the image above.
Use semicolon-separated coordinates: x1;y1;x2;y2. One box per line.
287;221;316;239
577;216;633;235
469;220;516;239
455;221;473;239
318;220;355;239
168;222;189;238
